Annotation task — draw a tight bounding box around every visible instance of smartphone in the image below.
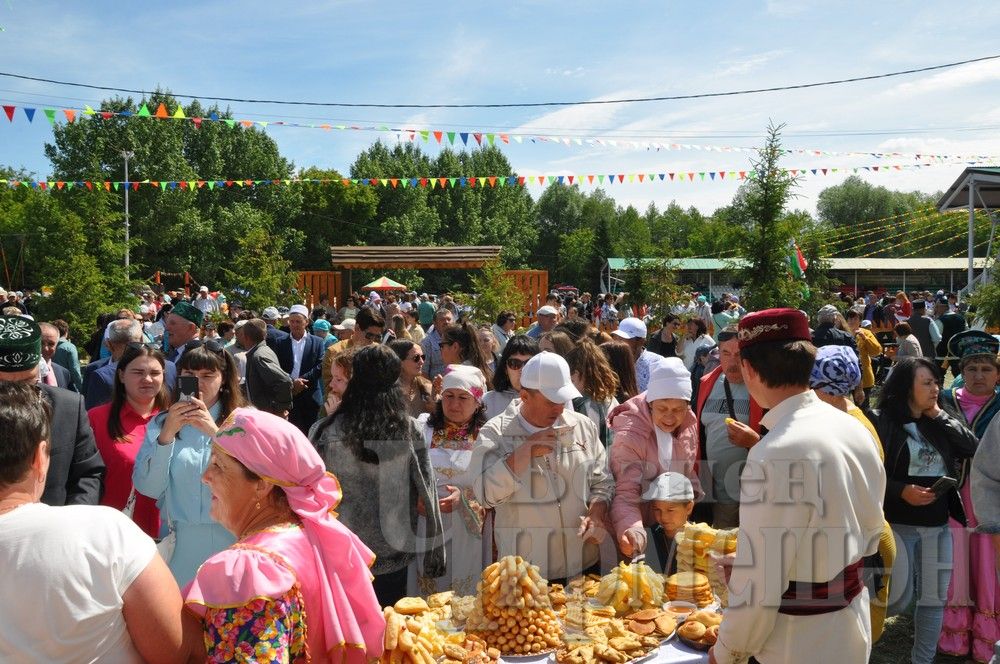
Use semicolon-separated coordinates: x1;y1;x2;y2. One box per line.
178;375;200;402
929;476;958;496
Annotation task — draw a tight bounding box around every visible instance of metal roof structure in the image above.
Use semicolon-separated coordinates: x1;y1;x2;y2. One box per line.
606;257;991;271
330;245;503;269
937;167;1000;211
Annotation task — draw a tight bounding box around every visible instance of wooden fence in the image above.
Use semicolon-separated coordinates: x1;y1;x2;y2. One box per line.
296;271;343;310
505;270;549;328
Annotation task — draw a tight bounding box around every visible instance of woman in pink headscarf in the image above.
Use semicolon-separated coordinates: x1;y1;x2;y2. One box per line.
183;408;385;663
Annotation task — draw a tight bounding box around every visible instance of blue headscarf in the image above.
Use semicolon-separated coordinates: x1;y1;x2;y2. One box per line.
810;345;861;397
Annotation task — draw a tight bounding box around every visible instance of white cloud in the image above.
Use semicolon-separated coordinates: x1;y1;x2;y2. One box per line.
713;50;788;78
544;67;586;78
885;58;1000;98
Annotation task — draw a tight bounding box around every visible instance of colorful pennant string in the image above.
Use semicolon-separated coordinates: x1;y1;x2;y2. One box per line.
0;101;997;163
5;160;994;193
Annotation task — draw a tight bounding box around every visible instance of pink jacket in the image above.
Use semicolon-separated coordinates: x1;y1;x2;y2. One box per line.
608;393;701;540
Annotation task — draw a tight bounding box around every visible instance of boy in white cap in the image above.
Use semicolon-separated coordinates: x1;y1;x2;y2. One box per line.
641;472;696;574
469;351;615;584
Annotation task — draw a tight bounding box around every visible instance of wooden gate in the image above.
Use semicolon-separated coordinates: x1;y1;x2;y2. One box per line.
505;270;548;328
297;271;342;310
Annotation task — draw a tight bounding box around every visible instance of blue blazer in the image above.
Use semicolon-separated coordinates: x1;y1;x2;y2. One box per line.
275;333;324;400
84;359;178;411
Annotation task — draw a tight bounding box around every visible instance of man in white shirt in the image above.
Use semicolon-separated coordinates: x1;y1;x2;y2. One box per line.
192;285;220;316
275;304;324;434
709;308;885;664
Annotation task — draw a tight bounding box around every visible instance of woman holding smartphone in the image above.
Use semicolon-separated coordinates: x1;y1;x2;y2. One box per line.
133;339;245;586
872;357;978;664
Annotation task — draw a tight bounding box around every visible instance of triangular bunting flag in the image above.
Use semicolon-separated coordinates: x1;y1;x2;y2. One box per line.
56;181;64;190
460;133;469;145
390;178;398;188
486;133;495;145
617;174;625;183
567;175;575;184
587;175;595;184
419;178;428;188
23;108;35;123
473;133;482;145
433;131;443;143
83;105;96;116
439;178;448;188
2;105;13;122
43;109;56;125
137;104;151;117
192;117;203;128
172;106;186;119
447;132;456;145
154;103;168;119
85;181;93;190
487;176;496;187
669;173;675;180
597;175;604;184
224;119;236;128
112;182;120;191
159;181;168;191
66;181;75;190
500;134;509;144
207;181;216;190
419;130;430;142
63;109;76;123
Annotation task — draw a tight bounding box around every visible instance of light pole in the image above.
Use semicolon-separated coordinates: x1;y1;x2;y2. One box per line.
122;150;134;278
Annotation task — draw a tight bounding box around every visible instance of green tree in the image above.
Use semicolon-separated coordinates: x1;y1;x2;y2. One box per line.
558;227;596;289
967;281;1000;328
44;91;301;287
221;205;297;312
466;261;528;324
731;123;807;310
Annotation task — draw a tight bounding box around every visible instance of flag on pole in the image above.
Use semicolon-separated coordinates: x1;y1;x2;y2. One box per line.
788;240;810;297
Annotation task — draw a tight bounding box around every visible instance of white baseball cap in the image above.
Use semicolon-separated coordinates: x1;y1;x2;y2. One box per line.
199;285;209;293
519;351;582;404
641;472;695;502
261;306;280;320
333;318;356;332
536;305;559;316
612;317;647;340
288;304;309;318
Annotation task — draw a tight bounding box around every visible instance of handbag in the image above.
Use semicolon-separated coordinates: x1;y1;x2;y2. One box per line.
122;487;137;519
157;527;176;563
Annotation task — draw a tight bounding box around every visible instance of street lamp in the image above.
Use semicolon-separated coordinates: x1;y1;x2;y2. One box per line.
122;150;134;277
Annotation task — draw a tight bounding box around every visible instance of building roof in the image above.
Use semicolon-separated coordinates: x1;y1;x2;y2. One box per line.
606;257;992;271
330;245;503;269
937;167;1000;211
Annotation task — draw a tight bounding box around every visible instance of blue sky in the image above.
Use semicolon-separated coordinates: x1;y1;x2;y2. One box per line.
1;1;999;214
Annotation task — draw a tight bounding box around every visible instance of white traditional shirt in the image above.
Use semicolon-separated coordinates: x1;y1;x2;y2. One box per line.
713;391;885;664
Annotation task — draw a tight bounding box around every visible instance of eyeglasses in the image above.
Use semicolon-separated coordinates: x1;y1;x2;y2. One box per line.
184;338;226;354
364;332;383;342
506;357;527;370
410;354;425;362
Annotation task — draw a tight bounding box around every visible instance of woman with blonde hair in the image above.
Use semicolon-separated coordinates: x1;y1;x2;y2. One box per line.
567;340;620;448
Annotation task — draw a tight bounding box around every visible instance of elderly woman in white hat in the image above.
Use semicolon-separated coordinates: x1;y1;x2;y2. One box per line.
415;364;490;595
609;357;701;559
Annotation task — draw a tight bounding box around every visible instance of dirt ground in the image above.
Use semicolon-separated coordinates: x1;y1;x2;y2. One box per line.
870;614;975;663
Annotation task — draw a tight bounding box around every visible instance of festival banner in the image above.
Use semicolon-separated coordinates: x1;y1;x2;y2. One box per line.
4;160;993;193
1;101;997;163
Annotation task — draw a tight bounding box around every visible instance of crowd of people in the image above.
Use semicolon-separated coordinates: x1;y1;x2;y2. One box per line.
0;281;999;664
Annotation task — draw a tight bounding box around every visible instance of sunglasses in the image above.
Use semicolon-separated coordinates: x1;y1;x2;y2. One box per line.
410;354;425;362
506;357;527;370
184;338;226;354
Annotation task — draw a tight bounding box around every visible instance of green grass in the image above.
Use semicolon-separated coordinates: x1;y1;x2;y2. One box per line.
869;615;973;664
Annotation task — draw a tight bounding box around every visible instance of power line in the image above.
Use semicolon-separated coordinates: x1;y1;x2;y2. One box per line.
1;54;999;109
